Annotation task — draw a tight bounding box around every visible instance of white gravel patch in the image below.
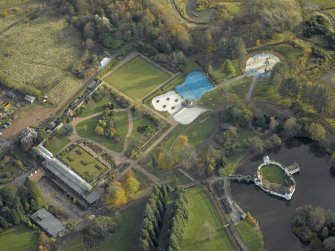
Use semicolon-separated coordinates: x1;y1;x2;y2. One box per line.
245;53;280;77
151;91;184;114
173;107;208;125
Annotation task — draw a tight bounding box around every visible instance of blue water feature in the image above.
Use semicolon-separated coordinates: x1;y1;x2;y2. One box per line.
175;71;214;100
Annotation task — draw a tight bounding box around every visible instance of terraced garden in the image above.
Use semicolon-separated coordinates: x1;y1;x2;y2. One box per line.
60;145;109;183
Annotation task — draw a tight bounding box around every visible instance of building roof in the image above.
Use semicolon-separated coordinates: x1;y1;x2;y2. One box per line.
44;155;92;196
30;208;65;237
20;127;37;142
84;191;101;204
87;81;98;90
6;91;16;99
24;95;36;103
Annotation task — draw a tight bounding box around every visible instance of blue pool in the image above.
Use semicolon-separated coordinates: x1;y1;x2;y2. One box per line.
175;71;214;100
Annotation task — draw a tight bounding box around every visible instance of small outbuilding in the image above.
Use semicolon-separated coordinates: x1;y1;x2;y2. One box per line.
6;91;16;99
30;208;66;237
24;95;36;104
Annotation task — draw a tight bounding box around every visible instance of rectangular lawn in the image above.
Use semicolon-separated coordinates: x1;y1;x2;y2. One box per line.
60;146;109;183
181;187;235;251
103;56;170;99
0;225;38;251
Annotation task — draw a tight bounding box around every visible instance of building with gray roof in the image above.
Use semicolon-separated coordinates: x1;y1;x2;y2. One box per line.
31;208;66;237
37;145;100;206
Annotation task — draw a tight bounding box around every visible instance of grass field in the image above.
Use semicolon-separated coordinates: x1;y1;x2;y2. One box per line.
76;112;129;153
181;187;235;251
252;43;304;66
60;235;84;251
306;0;335;9
236;222;264;251
128;110;159;147
78;95;119;118
102;200;146;251
0;0;33;8
0;11;83;103
185;116;215;148
163;170;191;187
231;78;252;99
223;152;247;176
44;135;70;155
60;145;109;183
198;89;222;109
260;164;289;186
0;225;38;251
104;56;170;99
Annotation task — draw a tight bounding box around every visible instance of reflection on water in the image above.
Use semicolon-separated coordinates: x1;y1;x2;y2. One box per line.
231;140;333;251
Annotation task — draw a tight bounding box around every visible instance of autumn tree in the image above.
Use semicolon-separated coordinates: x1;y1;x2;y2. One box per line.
95;125;104;136
124;176;140;199
157;151;175;170
105;182;127;208
308;123;326;141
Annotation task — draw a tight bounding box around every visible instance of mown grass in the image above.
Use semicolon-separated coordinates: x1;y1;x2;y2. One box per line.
44;135;70;155
0;225;38;251
260;164;289;186
101;200;146;251
0;0;32;8
236;221;264;251
76;112;129;153
78;95;120;118
163;170;191;187
60;235;84;251
185;116;215;148
223;151;248;176
182;187;235;251
104;56;170;99
307;0;335;9
231;78;252;99
198;89;222;109
60;145;109;183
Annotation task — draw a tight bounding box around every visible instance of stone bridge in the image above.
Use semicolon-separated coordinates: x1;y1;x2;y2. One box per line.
228;174;255;183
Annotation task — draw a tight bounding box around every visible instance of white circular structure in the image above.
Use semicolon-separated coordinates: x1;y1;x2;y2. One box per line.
245;53;280;77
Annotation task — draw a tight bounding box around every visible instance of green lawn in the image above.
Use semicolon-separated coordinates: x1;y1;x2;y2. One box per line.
260;164;290;186
0;0;32;8
60;145;109;183
60;235;84;251
306;0;335;9
78;94;119;118
185;116;215;148
236;221;264;251
103;56;170;99
163;170;191;187
44;135;70;155
181;187;235;251
211;59;242;83
128;110;159;147
0;225;38;251
231;78;252;99
76;112;129;153
102;200;146;251
198;89;222;109
223;152;247;176
252;43;304;65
